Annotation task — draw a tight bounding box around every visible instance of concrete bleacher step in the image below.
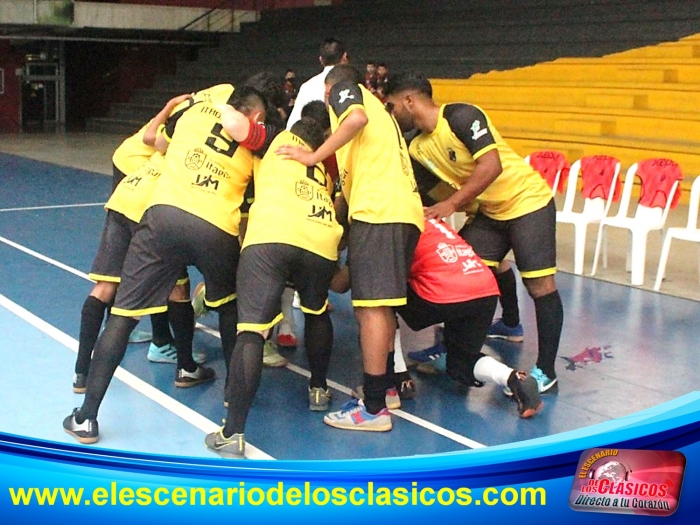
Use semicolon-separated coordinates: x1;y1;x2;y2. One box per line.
85;117;142;136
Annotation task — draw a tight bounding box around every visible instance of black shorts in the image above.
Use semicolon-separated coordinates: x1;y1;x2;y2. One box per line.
236;243;337;332
460;199;557;278
112;205;239;317
89;210;138;283
397;288;498;386
347;220;420;307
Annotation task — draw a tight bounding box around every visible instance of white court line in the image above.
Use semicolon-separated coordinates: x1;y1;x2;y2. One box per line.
2;233;486;451
0;235;92;282
197;323;487;449
0;296;273;461
0;202;106;213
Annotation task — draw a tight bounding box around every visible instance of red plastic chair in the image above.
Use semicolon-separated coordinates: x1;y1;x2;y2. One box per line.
592;158;683;285
556;155;621;274
525;150;570;195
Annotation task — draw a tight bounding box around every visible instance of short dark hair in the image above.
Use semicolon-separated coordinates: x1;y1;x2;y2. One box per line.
301;100;330;131
385;71;433;98
325;64;363;87
229;86;266;115
243;70;285;110
290;117;326;151
320;38;346;66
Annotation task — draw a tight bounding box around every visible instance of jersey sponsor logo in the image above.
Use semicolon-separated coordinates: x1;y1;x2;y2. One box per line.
470;120;488;140
194;173;219;190
461;259;481;273
338;89;355;105
185;148;207;170
436;242;458;263
308;204;333;221
447;148;457;162
295;180;314;200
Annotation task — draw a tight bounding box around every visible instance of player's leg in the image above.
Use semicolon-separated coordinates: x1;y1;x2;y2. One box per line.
510;200;562;393
324;222;419;432
206;243;286;458
293;250;338;412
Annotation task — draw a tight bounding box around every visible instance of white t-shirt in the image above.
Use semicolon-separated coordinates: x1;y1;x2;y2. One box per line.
286;65;334;130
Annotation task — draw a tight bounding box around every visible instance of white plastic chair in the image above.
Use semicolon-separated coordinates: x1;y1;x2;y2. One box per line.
556;156;621;275
591;158;683;286
654;175;700;291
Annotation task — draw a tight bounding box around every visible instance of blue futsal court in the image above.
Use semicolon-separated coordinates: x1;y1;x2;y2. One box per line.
0;151;697;461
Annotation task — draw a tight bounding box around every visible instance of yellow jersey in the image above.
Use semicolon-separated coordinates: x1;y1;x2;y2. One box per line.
328;82;423;229
106;151;165;223
243;131;343;261
148;99;253;236
111;122;156;176
409;104;552;220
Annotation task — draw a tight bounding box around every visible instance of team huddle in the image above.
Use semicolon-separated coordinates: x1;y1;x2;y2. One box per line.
63;38;563;459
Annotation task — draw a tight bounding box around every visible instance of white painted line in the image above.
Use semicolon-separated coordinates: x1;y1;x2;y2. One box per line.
0;294;273;461
2;233;486;453
0;202;106;213
0;236;92;282
196;323;487;449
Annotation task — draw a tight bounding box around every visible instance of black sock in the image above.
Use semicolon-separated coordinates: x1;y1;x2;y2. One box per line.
223;331;265;436
168;301;195;372
495;267;520;327
385;351;396;389
534;290;563;379
75;296;109;376
363;372;389;414
216;300;238;389
150;312;173;348
304;311;332;389
80;315;138;421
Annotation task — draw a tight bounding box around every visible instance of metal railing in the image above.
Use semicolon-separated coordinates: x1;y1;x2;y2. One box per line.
179;0;254;33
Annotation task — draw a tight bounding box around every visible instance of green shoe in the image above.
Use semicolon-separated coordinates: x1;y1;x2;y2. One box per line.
128;328;152;344
192;282;209;321
262;340;288;368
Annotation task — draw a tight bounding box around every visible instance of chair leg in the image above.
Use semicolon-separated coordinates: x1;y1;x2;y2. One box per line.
654;234;673;291
630;231;649;286
573;223;587;275
591;224;605;276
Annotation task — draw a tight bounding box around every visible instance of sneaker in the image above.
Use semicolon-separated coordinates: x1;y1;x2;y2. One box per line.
72;373;87;394
397;378;416;400
62;408;98;444
128;328;152;344
263;340;288;367
204;428;246;459
175;365;215;388
507;370;544;418
147;342;206;364
324;399;392;432
276;333;297;348
504;366;558;396
352;386;401;410
487;319;524;342
308;386;332;411
407;342;447;363
192;282;208;320
415;353;447;375
531;365;558;393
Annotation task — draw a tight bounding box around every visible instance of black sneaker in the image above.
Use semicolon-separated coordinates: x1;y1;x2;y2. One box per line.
507;371;544;419
63;408;99;444
397;378;416;400
205;428;246;459
72;373;87;394
175;366;215;388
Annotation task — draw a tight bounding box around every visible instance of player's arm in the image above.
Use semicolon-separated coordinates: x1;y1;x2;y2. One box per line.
143;93;193;146
218;104;279;157
423;104;502;220
276;82;367;166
